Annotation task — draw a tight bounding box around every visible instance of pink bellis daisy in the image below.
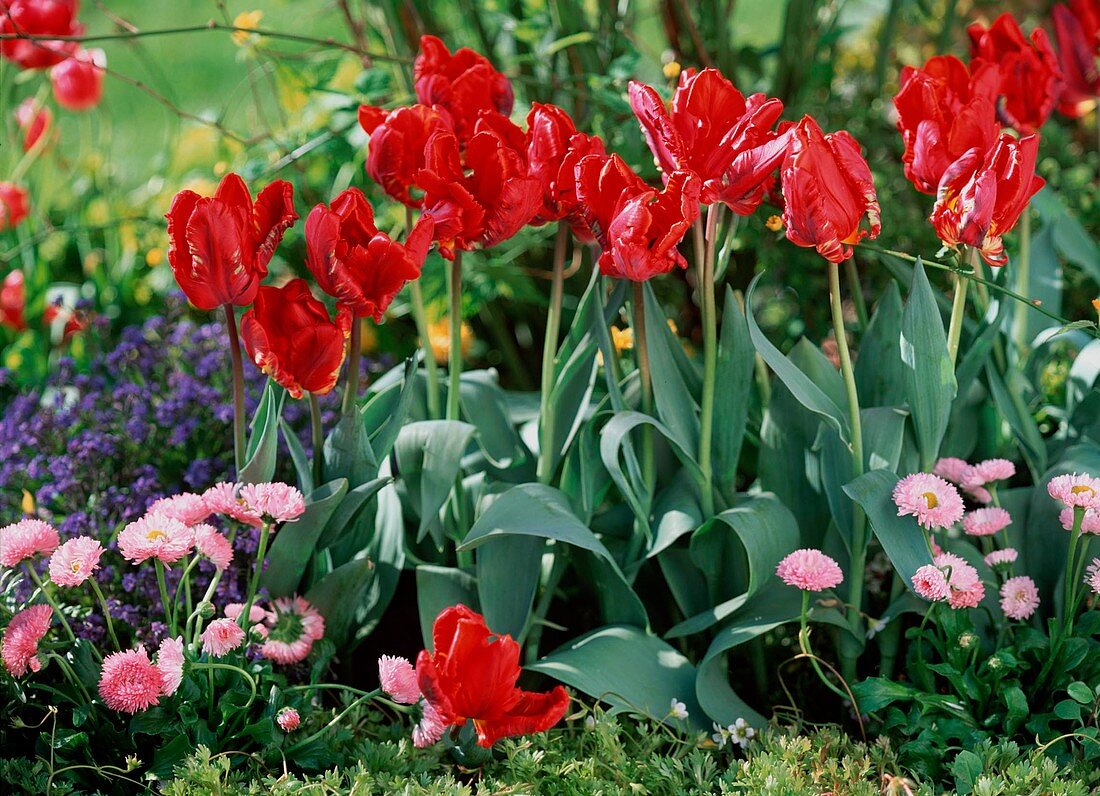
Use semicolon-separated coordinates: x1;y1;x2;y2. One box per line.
1086;559;1100;596
200;618;246;658
1048;473;1100;510
1060;507;1100;534
984;548;1019;568
935;552;985;609
156;636;185;696
893;473;965;530
912;564;951;602
378;655;421;704
0;519;60;567
98;648;164;713
933;457;971;484
202;482;263;527
260;595;325;665
117;512;194;565
967;458;1015;485
962;507;1012;537
225;602;273;625
277;707;301;732
1;604;52;676
776;549;844;591
1000;576;1039;621
413;700;447;748
192;524;234;570
48;536;104;586
146;493;210;526
239;482;305;524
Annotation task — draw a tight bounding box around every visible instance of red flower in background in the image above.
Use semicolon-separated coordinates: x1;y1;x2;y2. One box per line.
416;605;570;748
780;116;880;263
51;47;104;111
15;98;52;152
305;187;435;321
524;103;607;236
0;182;30;232
241;279;351;398
358;104;452;207
416;112;542;259
575;152;700;281
968;13;1063;134
931;133;1044;267
629;68;788;213
413;35;513;143
1053;0;1100;118
1;270;26;331
166;172;297;310
893;55;1001;195
0;0;81;69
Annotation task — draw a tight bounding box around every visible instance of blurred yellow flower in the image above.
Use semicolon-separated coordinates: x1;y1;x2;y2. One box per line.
329;56;361;93
663;61;682;80
232;11;263;47
765;215;784;231
86;197;109;225
21;490;35;515
428;318;473;364
145;248;164;267
611;326;633;352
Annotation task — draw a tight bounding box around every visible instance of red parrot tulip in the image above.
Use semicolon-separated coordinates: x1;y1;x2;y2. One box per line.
165;173;297;310
629;68;788;213
968;13;1064;134
779;116;880;264
574;152;700;281
50;47;104;111
15;98;52;152
1052;0;1100;118
415;605;570;748
1;270;26;331
305;187;435;322
930;134;1045;267
0;0;81;69
240;279;351;398
359;104;452;207
0;182;30;232
413;35;514;143
893;55;1001;195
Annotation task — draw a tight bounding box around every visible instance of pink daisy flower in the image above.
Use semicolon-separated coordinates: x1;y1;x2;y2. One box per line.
1086;559;1100;596
156;636;185;696
911;564;950;602
0;519;60;567
48;536;104;586
117;512;194;565
202;482;262;527
200;618;246;658
192;524;234;570
999;576;1039;621
224;602;273;625
893;473;965;530
260;595;326;665
1048;473;1100;510
962;508;1012;537
933;457;971;485
1;604;52;676
276;706;301;731
146;493;210;526
412;700;447;748
239;482;306;524
99;648;164;713
984;548;1018;568
775;549;844;591
935;553;985;609
967;458;1015;485
378;655;421;704
1060;507;1100;535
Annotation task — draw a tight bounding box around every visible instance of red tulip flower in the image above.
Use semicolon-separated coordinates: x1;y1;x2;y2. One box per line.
165;172;297;310
0;182;30;232
0;270;27;331
305;187;435;321
893;55;1001;195
1052;0;1100;118
51;47;104;111
628;68;788;213
417;112;543;259
14;98;52;152
0;0;81;69
359;104;452;208
525;103;607;235
779;116;880;264
968;13;1064;134
413;35;514;143
241;279;351;398
930;134;1044;267
574;152;701;281
416;605;570;748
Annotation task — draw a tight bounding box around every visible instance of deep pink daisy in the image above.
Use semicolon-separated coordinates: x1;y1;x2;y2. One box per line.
775;549;844;592
378;655;421;704
962;508;1012;537
999;576;1039;621
48;536;104;586
117;512;194;565
412;700;447;748
202;482;263;527
932;457;971;485
893;473;965;530
98;648;164;713
193;524;234;570
911;564;950;602
200;618;246;658
0;519;60;567
984;548;1018;568
1;604;52;677
935;552;985;609
276;706;301;731
259;595;325;665
1048;473;1100;510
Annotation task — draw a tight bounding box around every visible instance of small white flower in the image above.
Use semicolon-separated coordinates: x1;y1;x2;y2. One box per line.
729;717;755;748
711;721;729;748
866;617;887;639
669;698;689;720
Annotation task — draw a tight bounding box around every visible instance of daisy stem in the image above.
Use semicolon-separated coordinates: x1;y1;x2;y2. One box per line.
308;392;324;488
1071;535;1093;618
697;205;721;518
154;560;176;637
89;578;120;651
537;223;569;485
24;565;76;644
446;252;463;421
47;653;93;705
193;662;258;711
285;689;381;754
239;522;271;634
798;590;849;703
1064;507;1085;636
223;304;247;477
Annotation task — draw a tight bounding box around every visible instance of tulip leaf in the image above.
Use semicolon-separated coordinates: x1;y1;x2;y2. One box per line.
324;400;378;487
315;476;392;550
305;556;375;649
362;357;417;461
416;565;479;650
459;370;525;468
854;281;906;407
642;282;700;454
476;535;544;640
354;478;407;643
648;473;703;560
278;417;313;496
559;419;613;522
239;380;284;484
956;296;1009;396
545;336;600;479
261;479;348;598
394;420;477;548
985;364;1046;480
712;287;755;501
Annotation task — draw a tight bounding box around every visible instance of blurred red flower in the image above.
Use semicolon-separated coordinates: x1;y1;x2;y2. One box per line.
359;104;452;208
15;98;52;152
524;103;607;236
780;116;880;264
416;605;570;748
1;270;26;331
0;0;81;69
931;133;1044;267
305;187;434;321
166;172;297;310
51;47;104;111
1052;0;1100;118
413;35;513;143
0;182;30;232
241;279;351;398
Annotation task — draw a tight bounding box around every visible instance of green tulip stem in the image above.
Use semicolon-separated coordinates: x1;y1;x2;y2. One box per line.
537;223;569;484
223;304;247;476
946;249;974;368
697;204;721;518
447;252;463;421
407;206;441;419
1011;209;1032;355
631;281;655;497
308;391;324;488
343;320;362;416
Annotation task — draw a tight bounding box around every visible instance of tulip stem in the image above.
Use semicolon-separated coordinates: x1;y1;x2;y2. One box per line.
407;206;441;418
308;392;324;488
631;281;655;497
1011;208;1032;356
697;205;721;518
946;270;970;369
447;252;463;421
537;223;570;484
343;320;362;416
845;258;869;331
223;304;247;476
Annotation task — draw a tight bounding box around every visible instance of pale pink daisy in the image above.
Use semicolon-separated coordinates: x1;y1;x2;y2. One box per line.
276;706;300;732
156;636;185;696
99;648;164;713
964;484;993;504
200;618;246;658
146;493;210;526
0;519;60;567
935;552;985;609
1000;576;1039;621
239;482;305;524
117;512;194;565
1048;473;1100;510
412;700;447;748
1059;507;1100;535
224;602;273;625
202;482;262;527
984;548;1018;568
775;549;844;592
1;604;52;676
1086;559;1100;596
967;458;1015;485
893;473;965;530
378;655;421;704
962;508;1012;537
260;595;325;665
48;536;104;586
192;524;233;570
911;564;950;602
933;457;971;485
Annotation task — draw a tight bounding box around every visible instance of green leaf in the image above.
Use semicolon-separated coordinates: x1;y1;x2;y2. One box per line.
261;480;348;597
955;296;1010;396
1054;699;1083;722
1068;681;1093;704
900;259;956;470
324;401;377;486
855;281;906;407
305;557;375;649
531;625;705;731
315;476;391;550
713;287;755;500
545;337;599;478
354;480;407;643
362;357;417;461
648;474;703;559
416;565;478;650
986;365;1046;480
240;381;284;484
394;420;477;547
642;281;699;453
476;535;544;641
279;417;313;496
1020;224;1063;347
460;370;524;468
